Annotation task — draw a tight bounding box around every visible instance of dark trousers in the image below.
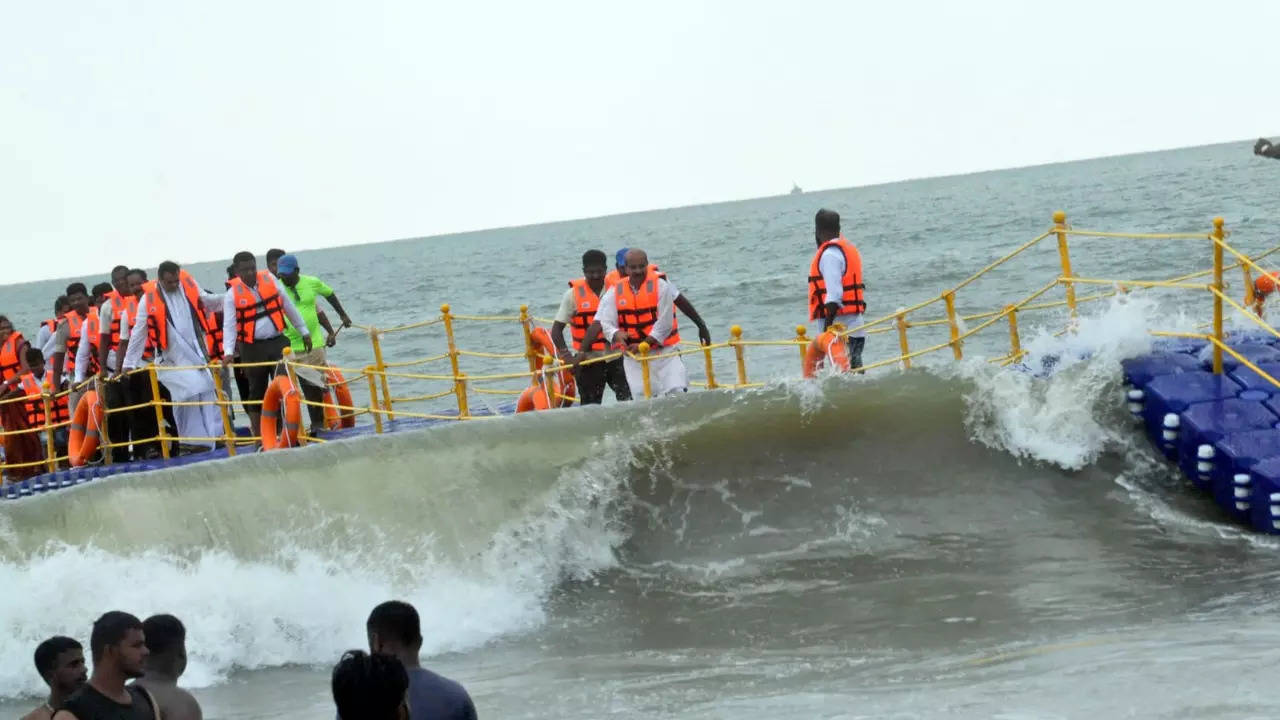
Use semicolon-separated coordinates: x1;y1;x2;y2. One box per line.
103;380;133;462
239;335;288;411
126;371;161;458
575;358;632;405
848;336;865;371
298;376;326;429
233;366;250;419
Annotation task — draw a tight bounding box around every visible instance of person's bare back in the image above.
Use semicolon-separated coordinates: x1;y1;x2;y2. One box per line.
133;678;202;720
20;705;54;720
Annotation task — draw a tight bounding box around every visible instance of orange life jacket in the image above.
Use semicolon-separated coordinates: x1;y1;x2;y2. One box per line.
614;272;680;347
229;271;286;344
82;312;101;376
19;372;68;427
206;309;223;357
144;272;213;357
808;236;866;321
604;264;663;287
102;291;134;353
0;332;26;381
567;277;608;352
42;317;57;337
59;312;87;378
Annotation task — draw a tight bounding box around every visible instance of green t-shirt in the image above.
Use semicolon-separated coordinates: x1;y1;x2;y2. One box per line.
282;274;334;352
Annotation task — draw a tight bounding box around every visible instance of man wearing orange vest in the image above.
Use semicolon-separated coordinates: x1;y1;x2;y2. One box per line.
603;248;712;346
123;261;226;454
36;296;70;363
48;283;91;414
551;249;632;405
0;347;70;457
582;248;710;397
808;209;866;370
221;251;311;441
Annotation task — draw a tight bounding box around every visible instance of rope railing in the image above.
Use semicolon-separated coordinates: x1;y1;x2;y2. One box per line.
7;211;1280;482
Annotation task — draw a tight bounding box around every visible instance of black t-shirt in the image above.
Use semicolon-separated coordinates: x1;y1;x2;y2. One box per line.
58;684;156;720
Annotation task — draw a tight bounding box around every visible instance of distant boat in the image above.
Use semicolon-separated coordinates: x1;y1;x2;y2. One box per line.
790;182;802;195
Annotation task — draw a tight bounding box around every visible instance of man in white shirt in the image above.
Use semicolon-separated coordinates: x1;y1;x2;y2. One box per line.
221;251;311;441
123;261;225;452
808;209;866;370
36;296;69;362
582;249;709;397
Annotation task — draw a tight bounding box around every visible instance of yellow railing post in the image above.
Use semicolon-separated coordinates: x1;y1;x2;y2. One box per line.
1006;305;1022;362
365;366;384;434
455;372;470;418
369;327;394;421
282;348;307;446
441;303;467;417
943;291;963;360
520;305;537;374
41;393;56;473
731;325;747;386
1212;216;1226;375
895;312;911;369
702;342;719;390
211;362;237;456
794;326;809;375
637;343;653;399
149;366;170;460
1054;210;1077;318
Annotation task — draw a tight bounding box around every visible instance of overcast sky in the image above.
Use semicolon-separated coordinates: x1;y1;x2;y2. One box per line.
2;1;1276;285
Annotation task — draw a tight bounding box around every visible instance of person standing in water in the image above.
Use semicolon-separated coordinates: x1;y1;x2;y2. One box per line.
22;637;87;720
366;601;477;720
54;612;158;720
133;615;203;720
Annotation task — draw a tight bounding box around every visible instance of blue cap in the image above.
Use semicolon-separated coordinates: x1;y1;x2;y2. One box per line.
615;248;629;268
277;254;299;274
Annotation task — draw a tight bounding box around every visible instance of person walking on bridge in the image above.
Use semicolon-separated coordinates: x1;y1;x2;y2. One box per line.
222;251;311;443
276;253;353;435
552;249;632;405
807;208;867;370
583;249;709;397
125;261;226;454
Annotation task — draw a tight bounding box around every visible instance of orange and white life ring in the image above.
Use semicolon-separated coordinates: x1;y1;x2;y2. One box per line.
69;390;106;467
802;331;851;379
529;326;575;406
516;376;562;413
260;375;302;450
322;366;355;429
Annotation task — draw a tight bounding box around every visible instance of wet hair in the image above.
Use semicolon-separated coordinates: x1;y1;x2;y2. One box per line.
232;251;255;267
65;283;87;298
226;264;236;280
127;268;147;282
142;614;185;656
25;347;44;365
54;296;70;313
331;650;408;720
266;248;286;263
111;265;129;279
582;249;608;270
366;601;422;647
157;261;181;279
90;611;142;662
34;636;82;677
815;208;841;236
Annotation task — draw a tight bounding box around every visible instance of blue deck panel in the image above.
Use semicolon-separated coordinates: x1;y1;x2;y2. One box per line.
1141;371;1243;456
2;401;518;501
1122;353;1202;388
1209;429;1280;522
1177;399;1278;487
1249;457;1280;534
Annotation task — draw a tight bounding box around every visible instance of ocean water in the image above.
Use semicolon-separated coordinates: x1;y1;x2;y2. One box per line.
2;141;1280;718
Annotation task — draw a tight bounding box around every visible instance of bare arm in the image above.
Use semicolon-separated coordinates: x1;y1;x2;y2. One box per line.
550;321;570;358
323;293;352;327
673;294;711;345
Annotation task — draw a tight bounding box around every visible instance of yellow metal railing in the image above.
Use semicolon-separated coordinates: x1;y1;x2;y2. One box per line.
4;211;1279;482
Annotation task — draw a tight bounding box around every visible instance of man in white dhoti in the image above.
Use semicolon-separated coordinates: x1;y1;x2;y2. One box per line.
122;261;225;452
582;249;711;397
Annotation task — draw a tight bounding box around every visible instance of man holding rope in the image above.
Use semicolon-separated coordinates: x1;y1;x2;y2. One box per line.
274;254;353;435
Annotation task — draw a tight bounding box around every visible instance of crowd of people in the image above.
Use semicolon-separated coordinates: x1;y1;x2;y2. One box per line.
23;601;476;720
0;249;353;480
551;208;866;400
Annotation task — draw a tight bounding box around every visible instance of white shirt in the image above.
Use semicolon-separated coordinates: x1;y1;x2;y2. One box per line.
123;286;223;370
74;318;97;383
594;277;681;348
221;274;309;357
553;287;578;325
818;245;846;307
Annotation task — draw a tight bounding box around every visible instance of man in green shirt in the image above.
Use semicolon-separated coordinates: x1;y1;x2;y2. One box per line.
276;254;353;434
